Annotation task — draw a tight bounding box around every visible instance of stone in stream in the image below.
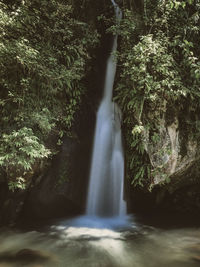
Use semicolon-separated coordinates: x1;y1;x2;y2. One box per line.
185;243;200;263
192;255;200;262
15;248;52;262
16;248;60;266
0;248;57;266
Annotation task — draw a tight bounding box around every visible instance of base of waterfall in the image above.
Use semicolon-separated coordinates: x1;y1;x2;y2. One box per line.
1;214;200;267
56;215;134;230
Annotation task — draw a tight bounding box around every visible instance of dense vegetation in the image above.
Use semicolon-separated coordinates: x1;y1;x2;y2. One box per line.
112;0;200;188
0;0;200;195
0;0;99;190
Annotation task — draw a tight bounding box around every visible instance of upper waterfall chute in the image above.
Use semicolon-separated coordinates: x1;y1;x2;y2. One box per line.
111;0;122;20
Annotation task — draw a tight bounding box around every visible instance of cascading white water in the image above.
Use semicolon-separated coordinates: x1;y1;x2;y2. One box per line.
86;0;126;217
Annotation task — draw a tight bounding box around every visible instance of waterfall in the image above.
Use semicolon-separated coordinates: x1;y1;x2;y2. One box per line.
86;0;126;217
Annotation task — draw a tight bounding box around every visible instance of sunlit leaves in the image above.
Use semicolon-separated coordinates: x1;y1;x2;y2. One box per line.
8;177;26;192
0;127;51;190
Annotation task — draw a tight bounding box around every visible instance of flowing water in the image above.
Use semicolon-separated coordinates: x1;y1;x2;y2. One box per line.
0;217;200;267
86;0;126;218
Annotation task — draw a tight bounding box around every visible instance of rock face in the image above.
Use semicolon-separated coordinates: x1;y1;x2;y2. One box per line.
145;116;198;187
129;104;200;214
22;133;93;220
0;178;26;226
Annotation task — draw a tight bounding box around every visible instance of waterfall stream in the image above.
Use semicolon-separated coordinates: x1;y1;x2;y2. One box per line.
86;0;126;217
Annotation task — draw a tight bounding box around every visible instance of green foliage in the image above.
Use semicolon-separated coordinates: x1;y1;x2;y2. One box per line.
8;177;26;192
112;0;200;187
115;34;187;115
0;0;99;190
0;127;51;190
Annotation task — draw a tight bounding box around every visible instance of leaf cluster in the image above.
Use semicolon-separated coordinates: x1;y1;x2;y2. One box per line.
0;127;50;190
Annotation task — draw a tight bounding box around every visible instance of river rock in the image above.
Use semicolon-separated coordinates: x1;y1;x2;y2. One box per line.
0;248;55;266
15;248;54;263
